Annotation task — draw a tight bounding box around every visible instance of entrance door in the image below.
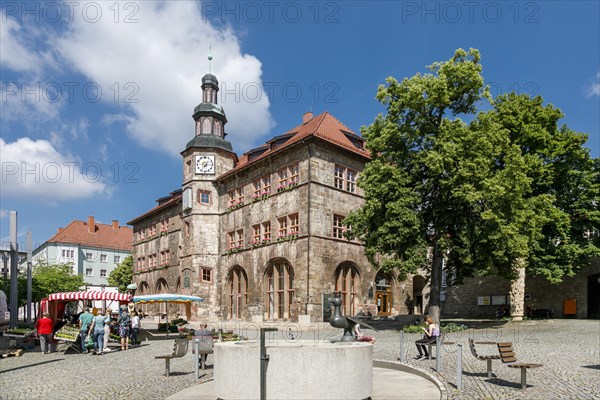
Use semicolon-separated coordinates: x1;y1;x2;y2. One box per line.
588;273;600;319
375;270;393;316
376;292;391;315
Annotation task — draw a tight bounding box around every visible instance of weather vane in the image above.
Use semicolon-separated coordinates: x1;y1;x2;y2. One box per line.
208;44;212;74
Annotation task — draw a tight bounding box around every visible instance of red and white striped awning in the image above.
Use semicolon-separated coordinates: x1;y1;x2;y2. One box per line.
47;291;131;302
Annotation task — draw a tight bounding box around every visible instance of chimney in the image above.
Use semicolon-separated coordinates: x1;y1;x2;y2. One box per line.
112;220;119;229
88;216;95;234
57;227;63;234
302;111;314;124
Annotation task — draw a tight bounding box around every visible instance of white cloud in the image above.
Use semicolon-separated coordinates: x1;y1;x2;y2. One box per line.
0;137;109;200
54;1;273;156
584;71;600;98
0;13;43;74
0;210;7;218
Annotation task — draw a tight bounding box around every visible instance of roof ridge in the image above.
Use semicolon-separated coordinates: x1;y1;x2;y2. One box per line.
309;112;329;136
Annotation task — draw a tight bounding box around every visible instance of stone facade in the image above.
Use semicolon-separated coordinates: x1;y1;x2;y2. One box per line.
128;72;423;322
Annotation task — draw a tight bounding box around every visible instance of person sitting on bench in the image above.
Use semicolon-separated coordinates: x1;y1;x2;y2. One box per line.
415;316;439;360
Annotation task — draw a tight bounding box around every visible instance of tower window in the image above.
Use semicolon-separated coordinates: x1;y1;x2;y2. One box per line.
214;121;222;137
202;117;211;134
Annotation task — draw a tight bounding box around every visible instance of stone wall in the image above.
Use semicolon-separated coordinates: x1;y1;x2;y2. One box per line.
442;260;600;319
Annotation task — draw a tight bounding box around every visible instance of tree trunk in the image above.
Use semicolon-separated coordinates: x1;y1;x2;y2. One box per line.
509;259;526;321
429;241;443;323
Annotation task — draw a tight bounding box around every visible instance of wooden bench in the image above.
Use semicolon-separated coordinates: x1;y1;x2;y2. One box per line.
497;342;543;389
191;335;214;370
468;339;500;378
155;338;189;377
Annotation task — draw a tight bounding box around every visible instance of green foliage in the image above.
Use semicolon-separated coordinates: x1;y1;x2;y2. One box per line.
108;255;133;293
402;324;424;333
31;261;84;302
348;48;599;320
1;262;83;307
440;323;468;332
455;93;600;282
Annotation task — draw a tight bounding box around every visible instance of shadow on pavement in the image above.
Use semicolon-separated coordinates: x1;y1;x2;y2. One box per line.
582;364;600;370
0;358;63;374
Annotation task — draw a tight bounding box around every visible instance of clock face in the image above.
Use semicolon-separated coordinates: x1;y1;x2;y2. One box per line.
195;155;215;174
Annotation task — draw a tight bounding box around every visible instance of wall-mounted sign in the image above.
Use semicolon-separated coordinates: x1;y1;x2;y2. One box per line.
491;295;508;306
477;296;491;306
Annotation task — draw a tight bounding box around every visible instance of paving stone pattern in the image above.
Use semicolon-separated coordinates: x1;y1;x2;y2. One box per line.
0;319;598;399
0;339;212;400
373;319;600;400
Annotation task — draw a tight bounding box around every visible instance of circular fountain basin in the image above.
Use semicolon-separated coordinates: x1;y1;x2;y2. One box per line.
214;340;373;400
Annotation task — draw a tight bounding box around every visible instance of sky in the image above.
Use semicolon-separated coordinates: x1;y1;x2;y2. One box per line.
1;0;599;251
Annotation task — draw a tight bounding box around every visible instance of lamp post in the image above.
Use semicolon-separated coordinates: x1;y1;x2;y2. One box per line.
100;284;106;314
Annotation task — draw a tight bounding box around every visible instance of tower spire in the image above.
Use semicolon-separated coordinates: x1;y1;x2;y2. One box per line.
208;44;212;74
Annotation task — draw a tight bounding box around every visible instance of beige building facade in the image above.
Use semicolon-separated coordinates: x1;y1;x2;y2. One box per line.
128;72;424;322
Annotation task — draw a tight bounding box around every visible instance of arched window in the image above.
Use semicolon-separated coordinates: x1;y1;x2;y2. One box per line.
335;263;360;316
138;281;150;315
214;120;222;137
202;117;211;134
227;266;248;319
156;278;169;314
182;269;191;289
265;261;294;320
196;121;201;135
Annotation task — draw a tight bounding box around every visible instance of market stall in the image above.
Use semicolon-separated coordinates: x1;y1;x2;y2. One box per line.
40;291;132;353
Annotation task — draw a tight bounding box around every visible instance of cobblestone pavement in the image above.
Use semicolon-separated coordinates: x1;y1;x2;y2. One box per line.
372;319;600;400
0;319;598;399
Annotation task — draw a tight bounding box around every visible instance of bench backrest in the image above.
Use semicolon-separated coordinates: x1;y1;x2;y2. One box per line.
468;338;479;358
173;338;189;358
497;342;517;363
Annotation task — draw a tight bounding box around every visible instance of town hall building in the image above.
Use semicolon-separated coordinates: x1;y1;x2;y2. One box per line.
127;71;425;322
128;71;600;322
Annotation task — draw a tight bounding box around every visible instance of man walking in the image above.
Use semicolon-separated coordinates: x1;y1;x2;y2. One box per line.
78;307;93;353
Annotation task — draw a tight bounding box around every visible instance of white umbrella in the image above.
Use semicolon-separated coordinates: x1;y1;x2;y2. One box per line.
132;294;204;337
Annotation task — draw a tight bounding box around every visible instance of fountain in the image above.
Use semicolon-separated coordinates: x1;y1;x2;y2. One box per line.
213;292;375;399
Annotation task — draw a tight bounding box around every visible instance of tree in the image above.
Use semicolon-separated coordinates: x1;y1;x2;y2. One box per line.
464;93;600;319
108;255;133;293
345;48;489;322
31;261;85;302
347;48;599;322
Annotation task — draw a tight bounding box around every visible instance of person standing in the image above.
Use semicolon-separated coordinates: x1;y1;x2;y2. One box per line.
103;308;113;352
88;312;107;355
130;311;141;347
415;316;440;360
35;313;54;354
78;307;94;354
118;306;131;350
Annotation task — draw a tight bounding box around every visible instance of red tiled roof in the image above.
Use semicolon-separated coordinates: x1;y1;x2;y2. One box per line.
127;191;182;225
219;112;370;179
48;220;132;251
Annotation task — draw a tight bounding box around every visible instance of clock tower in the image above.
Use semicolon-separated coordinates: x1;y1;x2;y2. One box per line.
180;58;237;317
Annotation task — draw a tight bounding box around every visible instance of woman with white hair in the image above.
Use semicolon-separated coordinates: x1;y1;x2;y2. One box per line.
103;308;113;352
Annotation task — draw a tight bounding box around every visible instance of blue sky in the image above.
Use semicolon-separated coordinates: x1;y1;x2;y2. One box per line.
1;1;599;250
